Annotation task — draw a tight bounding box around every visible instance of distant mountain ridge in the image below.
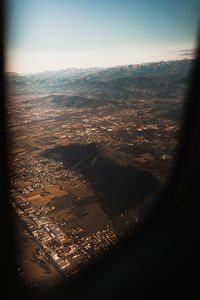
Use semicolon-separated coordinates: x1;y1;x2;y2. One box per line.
6;59;193;106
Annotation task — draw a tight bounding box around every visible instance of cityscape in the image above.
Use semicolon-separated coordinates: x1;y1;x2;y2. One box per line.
6;58;191;287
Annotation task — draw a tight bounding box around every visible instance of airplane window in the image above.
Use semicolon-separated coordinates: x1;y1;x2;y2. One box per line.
5;0;200;289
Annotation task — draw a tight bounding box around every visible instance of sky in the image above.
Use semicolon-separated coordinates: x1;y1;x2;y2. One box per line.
6;0;200;74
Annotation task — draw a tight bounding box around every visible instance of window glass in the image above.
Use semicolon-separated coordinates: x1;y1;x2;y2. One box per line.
6;0;199;288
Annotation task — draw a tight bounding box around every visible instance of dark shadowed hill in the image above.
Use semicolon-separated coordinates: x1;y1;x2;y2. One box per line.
42;143;160;216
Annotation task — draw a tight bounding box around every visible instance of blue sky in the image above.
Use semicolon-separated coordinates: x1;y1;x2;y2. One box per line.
6;0;200;73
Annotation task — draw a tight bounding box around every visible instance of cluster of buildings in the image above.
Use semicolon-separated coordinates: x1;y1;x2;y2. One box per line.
10;157;84;195
12;195;118;277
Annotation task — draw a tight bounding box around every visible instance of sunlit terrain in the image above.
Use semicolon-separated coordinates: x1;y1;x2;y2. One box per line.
6;59;192;286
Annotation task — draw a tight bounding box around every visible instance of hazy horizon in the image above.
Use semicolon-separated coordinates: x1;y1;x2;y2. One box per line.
6;0;199;73
5;56;195;76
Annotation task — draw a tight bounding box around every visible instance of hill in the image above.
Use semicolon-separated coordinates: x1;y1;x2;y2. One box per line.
42;143;160;216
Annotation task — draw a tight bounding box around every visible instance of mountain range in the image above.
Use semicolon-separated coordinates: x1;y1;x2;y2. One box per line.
6;59;193;107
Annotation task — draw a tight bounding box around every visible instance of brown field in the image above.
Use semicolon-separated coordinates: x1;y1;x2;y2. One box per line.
25;185;69;206
25;188;44;197
11;148;25;155
26;194;55;206
78;202;111;234
134;153;155;163
41;144;57;150
14;136;28;142
52;208;75;222
44;185;69;197
30;150;42;157
59;181;94;198
56;138;71;145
